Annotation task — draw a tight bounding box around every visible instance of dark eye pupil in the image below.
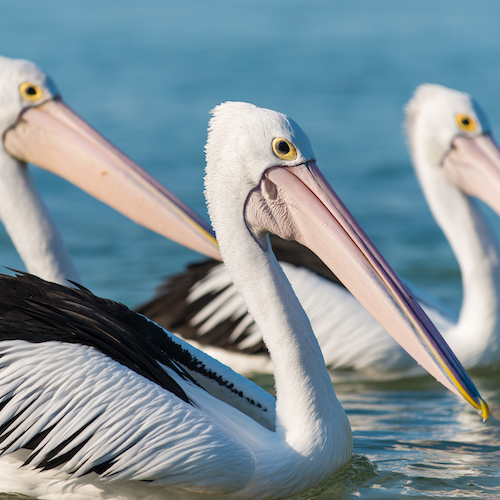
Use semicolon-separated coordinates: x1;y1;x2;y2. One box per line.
25;86;37;95
277;141;290;154
462;118;470;126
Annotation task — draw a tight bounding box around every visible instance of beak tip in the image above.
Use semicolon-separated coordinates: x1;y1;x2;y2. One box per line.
479;397;490;421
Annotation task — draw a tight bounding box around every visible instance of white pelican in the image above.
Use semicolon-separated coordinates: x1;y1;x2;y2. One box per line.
0;55;219;286
139;85;500;376
0;102;487;500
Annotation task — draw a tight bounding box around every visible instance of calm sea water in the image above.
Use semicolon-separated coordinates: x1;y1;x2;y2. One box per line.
1;1;500;498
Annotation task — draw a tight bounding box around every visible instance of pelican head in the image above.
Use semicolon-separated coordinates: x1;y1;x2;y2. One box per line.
0;57;58;135
406;84;500;216
0;55;219;264
205;101;488;419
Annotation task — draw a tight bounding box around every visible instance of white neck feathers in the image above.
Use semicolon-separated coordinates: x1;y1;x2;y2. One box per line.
205;145;351;476
413;149;500;364
0;150;80;285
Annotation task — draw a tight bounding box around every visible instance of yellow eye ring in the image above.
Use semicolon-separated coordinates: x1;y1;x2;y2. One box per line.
272;138;297;161
19;82;43;101
456;113;477;132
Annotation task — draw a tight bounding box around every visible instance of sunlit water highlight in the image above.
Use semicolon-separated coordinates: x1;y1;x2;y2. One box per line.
1;0;500;498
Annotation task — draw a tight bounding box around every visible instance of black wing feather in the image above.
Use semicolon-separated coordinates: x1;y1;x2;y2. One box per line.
0;272;196;405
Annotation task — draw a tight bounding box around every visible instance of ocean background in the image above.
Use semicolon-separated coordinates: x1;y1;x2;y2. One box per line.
1;1;500;498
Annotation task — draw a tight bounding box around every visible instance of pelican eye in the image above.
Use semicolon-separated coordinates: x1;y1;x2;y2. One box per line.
19;82;43;101
456;113;477;132
272;138;297;161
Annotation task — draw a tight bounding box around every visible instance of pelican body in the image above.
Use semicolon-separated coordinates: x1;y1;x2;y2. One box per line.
0;102;486;499
139;85;500;376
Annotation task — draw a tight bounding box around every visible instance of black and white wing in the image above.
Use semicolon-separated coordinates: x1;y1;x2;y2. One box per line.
0;273;275;493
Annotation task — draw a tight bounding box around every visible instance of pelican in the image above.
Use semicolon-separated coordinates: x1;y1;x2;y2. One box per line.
0;55;219;286
139;85;500;376
0;101;487;500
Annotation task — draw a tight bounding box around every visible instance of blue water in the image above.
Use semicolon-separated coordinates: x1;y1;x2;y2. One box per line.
1;1;500;498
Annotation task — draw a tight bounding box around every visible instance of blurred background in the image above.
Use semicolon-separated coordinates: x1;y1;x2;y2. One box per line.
2;2;500;499
2;0;500;309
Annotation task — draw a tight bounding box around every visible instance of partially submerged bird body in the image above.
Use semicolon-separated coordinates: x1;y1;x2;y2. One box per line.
0;101;486;499
0;274;279;499
0;272;349;500
139;85;500;377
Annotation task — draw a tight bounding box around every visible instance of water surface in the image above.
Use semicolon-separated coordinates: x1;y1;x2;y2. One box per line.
1;1;500;498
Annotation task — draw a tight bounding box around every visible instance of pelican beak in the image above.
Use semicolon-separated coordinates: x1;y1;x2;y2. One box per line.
3;98;220;260
442;133;500;215
245;161;488;419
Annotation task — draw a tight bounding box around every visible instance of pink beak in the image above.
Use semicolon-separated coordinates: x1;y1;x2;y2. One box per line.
245;161;488;419
4;98;220;260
